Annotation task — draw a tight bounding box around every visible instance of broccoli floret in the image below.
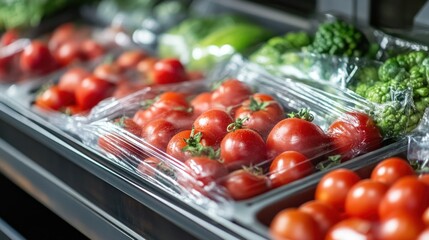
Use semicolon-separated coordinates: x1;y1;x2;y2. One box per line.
306;19;369;57
250;31;311;66
353;51;429;138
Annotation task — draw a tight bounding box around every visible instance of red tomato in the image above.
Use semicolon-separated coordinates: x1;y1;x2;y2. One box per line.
137;57;158;75
315;169;361;211
34;85;75;111
325;218;376;240
20;40;58;74
137;156;161;177
179;156;228;194
379;176;429;219
58;67;90;94
210;78;252;111
63;104;85;116
93;62;125;83
190;92;213;117
98;117;143;159
270;208;321;240
186;70;204;81
53;40;81;66
150;58;187;84
75;75;116;110
141;119;178;152
379;211;425;240
112;81;147;99
116;50;147;70
423;207;429;226
370;157;415;186
420;174;429;186
1;29;19;46
80;39;105;60
269;151;314;188
299;200;341;237
234;93;284;139
220;128;267;170
166;129;217;162
222;169;270;200
193;109;233;145
327;112;382;161
48;23;76;50
345;179;389;220
266;115;330;160
418;228;429;240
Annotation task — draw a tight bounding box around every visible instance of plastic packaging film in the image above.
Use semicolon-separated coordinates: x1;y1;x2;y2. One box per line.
71;55;400;219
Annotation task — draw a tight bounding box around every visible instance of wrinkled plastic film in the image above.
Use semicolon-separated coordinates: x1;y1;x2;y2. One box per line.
408;108;429;173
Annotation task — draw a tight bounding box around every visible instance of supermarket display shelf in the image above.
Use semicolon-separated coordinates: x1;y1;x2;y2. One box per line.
0;100;262;240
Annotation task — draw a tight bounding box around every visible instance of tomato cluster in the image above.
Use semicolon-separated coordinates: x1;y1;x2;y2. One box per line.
96;78;384;201
33;46;198;114
270;157;429;240
0;23;109;83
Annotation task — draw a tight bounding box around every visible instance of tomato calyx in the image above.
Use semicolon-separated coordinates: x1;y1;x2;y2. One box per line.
227;117;249;132
315;155;342;171
409;159;429;174
113;116;127;128
156;162;176;180
182;128;220;159
242;165;264;176
247;97;271;112
287;108;314;122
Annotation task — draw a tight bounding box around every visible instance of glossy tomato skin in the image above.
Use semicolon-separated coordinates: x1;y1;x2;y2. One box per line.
141;119;178;152
299;200;341;237
1;29;19;46
58;67;90;94
269;151;314;188
266;117;331;161
48;23;76;50
418;228;429;240
270;208;321;240
378;211;426;240
98;117;143;160
75;75;116;110
116;50;147;70
20;41;58;74
150;58;187;84
210;79;252;111
325;218;376;240
179;156;228;194
220;128;267;171
379;176;429;219
420;174;429;186
234;93;284;140
315;168;361;211
222;169;270;200
34;85;75;111
93;62;124;83
345;179;389;220
191;92;212;117
193;109;233;145
137;57;158;75
166;130;217;162
328;112;382;161
53;40;81;66
370;157;415;186
80;39;105;60
424;207;429;226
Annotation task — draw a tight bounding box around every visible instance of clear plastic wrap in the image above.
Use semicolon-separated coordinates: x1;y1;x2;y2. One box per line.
408;108;429;173
76;55;391;218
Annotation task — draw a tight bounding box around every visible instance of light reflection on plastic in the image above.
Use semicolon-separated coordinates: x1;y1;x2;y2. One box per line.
133;29;156;45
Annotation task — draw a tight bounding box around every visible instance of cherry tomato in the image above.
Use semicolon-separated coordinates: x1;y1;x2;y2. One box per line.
98;117;143;159
193;109;233;145
270;208;321;240
93;62;125;83
220;128;267;170
137;57;158;75
370;157;415;186
186;70;204;81
141;119;178;152
234;93;284;140
315;168;361;211
48;23;76;50
75;75;116;110
112;81;147;99
116;50;147;70
269;151;314;188
423;207;429;226
166;129;217;162
80;39;105;60
379;211;425;240
299;200;341;237
63;104;85;116
327;112;382;161
418;228;429;240
379;176;429;219
210;78;252;111
1;29;19;46
345;179;388;220
34;85;75;111
222;169;270;200
190;92;213;117
58;67;90;94
20;40;58;74
179;156;228;194
150;58;187;84
325;218;376;240
266;115;330;160
53;40;81;66
420;174;429;186
137;156;161;177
